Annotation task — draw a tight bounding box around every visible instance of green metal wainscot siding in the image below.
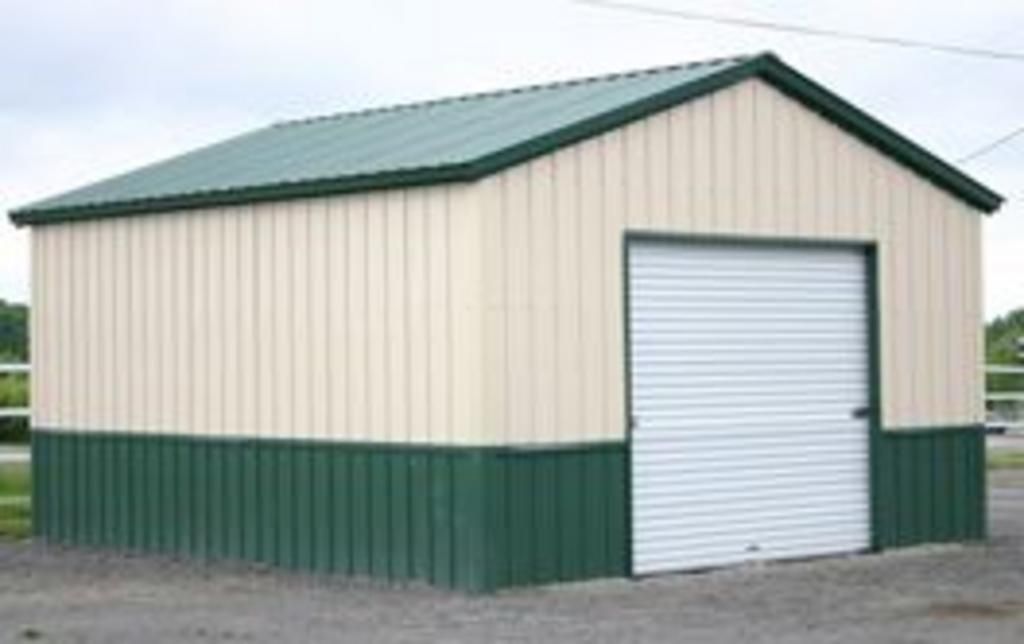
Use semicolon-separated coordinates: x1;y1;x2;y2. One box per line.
32;426;984;591
32;430;628;592
874;426;987;547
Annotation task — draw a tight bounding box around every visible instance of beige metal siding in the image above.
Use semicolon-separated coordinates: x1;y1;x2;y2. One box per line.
31;78;984;446
477;78;984;444
31;185;484;445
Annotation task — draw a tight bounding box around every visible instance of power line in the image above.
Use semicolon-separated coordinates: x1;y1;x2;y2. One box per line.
576;0;1024;167
576;0;1024;63
957;126;1024;164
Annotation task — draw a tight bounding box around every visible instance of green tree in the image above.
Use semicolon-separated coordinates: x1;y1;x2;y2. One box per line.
0;299;28;443
0;299;28;362
987;307;1024;393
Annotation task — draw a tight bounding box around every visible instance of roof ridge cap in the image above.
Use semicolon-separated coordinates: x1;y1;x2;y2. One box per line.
271;52;758;129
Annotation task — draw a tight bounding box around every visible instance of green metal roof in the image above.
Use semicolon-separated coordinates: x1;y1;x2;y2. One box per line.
10;52;1003;225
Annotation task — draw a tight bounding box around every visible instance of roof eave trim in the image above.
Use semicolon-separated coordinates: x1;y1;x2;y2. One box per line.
9;163;479;226
751;55;1002;214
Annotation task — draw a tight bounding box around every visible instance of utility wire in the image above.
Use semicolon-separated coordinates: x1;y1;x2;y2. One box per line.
577;0;1024;167
957;126;1024;164
576;0;1024;62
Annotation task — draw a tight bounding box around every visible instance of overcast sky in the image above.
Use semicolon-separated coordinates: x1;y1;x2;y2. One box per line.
2;0;1022;317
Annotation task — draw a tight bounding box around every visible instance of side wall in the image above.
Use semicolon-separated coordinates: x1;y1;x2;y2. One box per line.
468;77;986;582
30;185;484;445
29;186;498;590
28;77;987;590
28;81;987;447
476;78;984;444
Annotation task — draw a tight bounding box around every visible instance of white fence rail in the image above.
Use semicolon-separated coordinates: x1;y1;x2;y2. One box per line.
987;363;1024;432
0;364;30;424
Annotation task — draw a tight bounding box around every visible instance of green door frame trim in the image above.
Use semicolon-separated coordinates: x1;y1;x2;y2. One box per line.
620;231;885;575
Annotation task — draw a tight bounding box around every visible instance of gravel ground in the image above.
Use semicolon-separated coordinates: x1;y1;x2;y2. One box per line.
1;471;1023;643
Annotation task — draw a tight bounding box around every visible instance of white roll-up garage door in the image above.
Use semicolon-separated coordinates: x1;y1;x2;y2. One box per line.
628;239;871;575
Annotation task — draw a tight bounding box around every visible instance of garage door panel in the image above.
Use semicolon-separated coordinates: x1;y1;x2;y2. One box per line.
638;411;864;427
634;459;866;483
635;363;865;377
628;240;871;575
634;389;864;403
634;504;871;529
642;389;865;403
634;440;867;460
633;429;868;445
634;475;868;503
631;325;868;339
636;531;869;572
634;489;868;509
630;253;862;271
632;484;870;509
635;520;871;548
631;349;866;363
634;403;863;420
635;509;870;537
631;355;866;369
633;332;869;347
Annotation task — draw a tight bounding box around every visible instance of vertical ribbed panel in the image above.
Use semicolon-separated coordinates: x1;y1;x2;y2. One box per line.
874;427;986;547
29;184;482;445
477;77;984;444
30;77;986;448
483;443;628;588
32;430;489;590
32;430;628;591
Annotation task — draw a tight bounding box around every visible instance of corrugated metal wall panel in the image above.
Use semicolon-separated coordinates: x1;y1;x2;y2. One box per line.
31;77;985;447
874;427;986;546
31;185;482;445
478;78;984;444
31;430;628;591
483;443;628;588
628;241;871;573
31;430;490;589
28;230;43;425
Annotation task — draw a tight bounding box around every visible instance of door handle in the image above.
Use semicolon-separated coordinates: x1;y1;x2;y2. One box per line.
851;407;871;420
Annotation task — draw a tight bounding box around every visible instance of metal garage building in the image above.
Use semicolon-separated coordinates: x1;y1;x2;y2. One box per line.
11;53;1002;591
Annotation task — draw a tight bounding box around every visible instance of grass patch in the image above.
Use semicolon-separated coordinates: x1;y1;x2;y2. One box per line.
0;463;31;539
0;463;29;497
988;451;1024;470
0;371;30;445
0;500;30;540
